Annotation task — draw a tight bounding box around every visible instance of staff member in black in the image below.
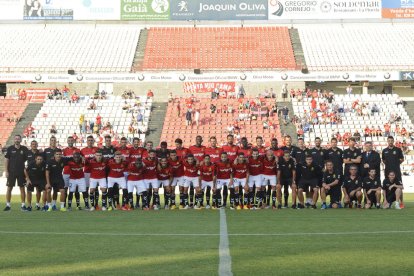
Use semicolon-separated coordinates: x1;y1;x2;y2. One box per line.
43;136;59;209
360;141;381;181
277;151;297;209
297;155;322;209
382;136;404;182
280;135;299;207
326;137;344;174
343;137;362;177
46;149;67;211
24;154;48;211
26;140;42;210
4;134;29;211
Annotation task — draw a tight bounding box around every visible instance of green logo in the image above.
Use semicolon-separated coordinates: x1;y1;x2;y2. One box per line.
121;0;170;20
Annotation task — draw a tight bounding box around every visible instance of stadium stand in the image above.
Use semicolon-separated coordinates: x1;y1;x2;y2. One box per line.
160;96;282;147
143;27;297;70
0;98;28;145
299;24;414;71
0;24;140;73
29;96;152;148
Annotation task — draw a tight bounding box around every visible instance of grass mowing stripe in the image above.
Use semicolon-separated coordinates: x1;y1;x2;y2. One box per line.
219;208;233;276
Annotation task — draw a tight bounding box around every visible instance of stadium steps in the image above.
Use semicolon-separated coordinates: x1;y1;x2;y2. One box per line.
288;28;307;70
131;28;149;72
404;101;414;125
279;102;297;145
0;103;43;174
144;102;168;147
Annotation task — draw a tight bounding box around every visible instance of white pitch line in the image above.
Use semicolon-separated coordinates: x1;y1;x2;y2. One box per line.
0;230;413;237
219;208;233;276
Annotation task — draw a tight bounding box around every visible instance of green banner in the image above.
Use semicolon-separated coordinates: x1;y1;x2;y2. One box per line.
121;0;170;20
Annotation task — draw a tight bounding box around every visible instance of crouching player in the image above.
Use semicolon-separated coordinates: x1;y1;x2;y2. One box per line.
362;168;382;209
297;155;321;209
86;151;107;211
382;171;404;209
232;153;248;210
67;152;89;210
25;154;48;211
342;165;363;208
45;149;66;211
320;160;342;209
199;155;216;209
276;151;296;209
127;158;149;210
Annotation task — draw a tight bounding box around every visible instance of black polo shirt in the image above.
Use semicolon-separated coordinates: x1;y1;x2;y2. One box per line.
323;171;341;185
343;147;362;175
5;145;29;174
43;147;59;163
281;145;299;161
342;176;362;192
26;149;41;165
309;147;326;168
382;146;403;173
362;177;381;190
297;162;321;180
46;159;66;183
295;147;309;165
326;147;344;173
27;161;46;184
277;157;296;179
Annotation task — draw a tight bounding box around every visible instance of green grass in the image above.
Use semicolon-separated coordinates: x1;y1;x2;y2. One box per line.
0;195;414;275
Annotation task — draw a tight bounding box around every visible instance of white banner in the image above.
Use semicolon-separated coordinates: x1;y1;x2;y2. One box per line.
268;0;382;20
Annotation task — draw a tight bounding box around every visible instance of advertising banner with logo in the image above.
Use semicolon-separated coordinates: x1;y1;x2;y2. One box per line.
400;71;414;80
382;0;414;18
183;82;235;93
170;0;268;20
268;0;381;20
120;0;170;20
23;0;74;20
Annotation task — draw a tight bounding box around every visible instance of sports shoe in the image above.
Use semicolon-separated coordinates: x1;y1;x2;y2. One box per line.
376;204;381;209
278;204;282;209
60;207;67;212
121;206;128;211
83;207;90;211
26;206;32;212
116;204;121;210
236;205;242;210
297;204;305;209
107;206;113;211
101;207;107;211
282;204;288;209
95;205;101;211
35;206;41;211
143;207;149;211
52;205;57;211
243;205;249;210
305;202;311;208
321;203;328;210
229;206;235;210
194;205;201;210
395;202;401;210
183;205;189;210
153;205;159;210
212;206;218;210
170;205;177;210
76;206;82;211
3;206;11;211
67;207;72;211
90;207;96;211
21;206;28;211
400;203;405;209
47;206;53;212
179;205;185;210
135;203;140;209
272;205;277;210
311;204;317;209
42;206;48;212
199;204;205;209
205;205;211;209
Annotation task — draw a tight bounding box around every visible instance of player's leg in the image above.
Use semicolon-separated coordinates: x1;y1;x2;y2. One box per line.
395;188;403;209
243;184;250;209
215;181;223;208
67;180;76;210
79;179;89;209
189;184;195;208
113;183;120;208
276;183;283;208
74;185;81;208
222;185;228;208
284;183;290;208
152;184;160;210
107;177;115;210
179;181;185;208
170;179;178;209
356;191;363;208
26;184;33;210
205;184;212;208
320;186;328;209
311;185;319;209
297;182;305;208
375;188;381;209
89;180;97;210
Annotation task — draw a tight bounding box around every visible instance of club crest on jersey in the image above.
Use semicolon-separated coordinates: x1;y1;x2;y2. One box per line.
320;152;323;156
393;151;396;154
337;151;340;155
20;150;23;155
354;153;357;156
311;167;314;171
333;174;336;178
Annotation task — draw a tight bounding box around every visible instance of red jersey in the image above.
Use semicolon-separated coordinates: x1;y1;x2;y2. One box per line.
117;146;131;162
81;147;98;173
175;147;191;160
67;161;85;179
268;147;284;158
157;166;172;181
248;157;263;176
238;147;252;158
127;163;145;181
63;147;80;174
257;146;267;157
222;144;239;162
168;158;184;177
189;145;206;162
233;163;248;179
262;157;277;176
87;159;107;179
199;163;216;182
204;147;223;163
107;160;126;178
215;161;232;179
128;147;147;162
143;158;157;179
183;161;199;177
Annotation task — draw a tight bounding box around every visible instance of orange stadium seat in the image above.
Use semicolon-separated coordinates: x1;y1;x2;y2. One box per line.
0;98;29;145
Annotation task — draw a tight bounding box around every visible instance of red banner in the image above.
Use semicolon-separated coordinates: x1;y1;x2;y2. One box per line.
183;82;235;93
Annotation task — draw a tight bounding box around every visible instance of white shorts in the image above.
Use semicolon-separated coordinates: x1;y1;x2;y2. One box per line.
248;175;263;188
69;178;86;193
171;176;184;187
144;178;158;189
128;180;146;194
63;174;70;188
183;176;199;188
89;178;107;189
158;179;170;188
108;177;127;189
262;175;277;186
84;173;91;187
216;179;231;189
201;180;213;190
233;178;247;187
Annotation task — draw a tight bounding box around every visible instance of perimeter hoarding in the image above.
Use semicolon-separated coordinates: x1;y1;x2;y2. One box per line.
120;0;170;20
382;0;414;18
268;0;381;19
170;0;268;20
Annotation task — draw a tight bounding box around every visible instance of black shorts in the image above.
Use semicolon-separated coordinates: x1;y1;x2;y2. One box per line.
51;180;65;190
279;178;293;187
365;191;377;204
344;189;359;202
385;190;396;204
27;181;46;192
7;173;25;187
298;178;318;190
326;186;341;203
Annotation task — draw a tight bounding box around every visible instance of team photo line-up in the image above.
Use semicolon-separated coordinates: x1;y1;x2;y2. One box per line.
3;131;405;212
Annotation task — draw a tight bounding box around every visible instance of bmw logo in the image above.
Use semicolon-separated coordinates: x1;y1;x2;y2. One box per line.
320;1;331;12
76;75;84;81
342;73;349;80
179;74;186;81
35;74;42;81
240;74;247;81
138;74;145;81
281;74;288;80
384;73;391;80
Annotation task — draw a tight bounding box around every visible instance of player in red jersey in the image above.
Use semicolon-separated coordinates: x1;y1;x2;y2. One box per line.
168;150;184;209
199;155;216;209
175;138;194;205
189;135;206;163
129;137;147;208
268;138;284;158
238;137;253;158
157;157;173;209
107;152;127;210
81;135;99;209
247;148;264;209
255;136;267;157
66;152;89;210
181;154;199;209
143;150;158;209
117;137;131;162
232;152;249;209
222;134;239;163
141;141;154;159
214;152;233;209
85;151;107;211
262;150;278;208
204;136;223;164
62;136;81;209
127;157;148;210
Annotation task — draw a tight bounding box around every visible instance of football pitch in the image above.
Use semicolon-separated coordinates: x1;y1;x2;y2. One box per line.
0;195;414;276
